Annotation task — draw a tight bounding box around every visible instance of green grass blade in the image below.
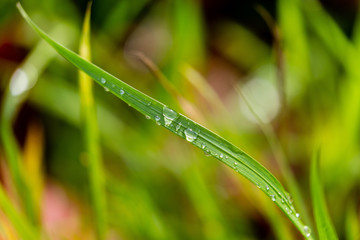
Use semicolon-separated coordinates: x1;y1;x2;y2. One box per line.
78;2;107;239
310;150;338;240
345;201;359;240
0;186;39;240
0;18;75;227
278;0;310;83
169;0;205;84
0;39;59;227
0;125;37;224
302;0;357;75
103;0;149;38
237;86;312;228
16;3;313;238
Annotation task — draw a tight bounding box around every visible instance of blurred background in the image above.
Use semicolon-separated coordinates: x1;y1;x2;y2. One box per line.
0;0;360;239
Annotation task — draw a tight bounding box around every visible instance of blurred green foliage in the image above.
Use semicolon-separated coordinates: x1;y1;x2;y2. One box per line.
0;0;359;239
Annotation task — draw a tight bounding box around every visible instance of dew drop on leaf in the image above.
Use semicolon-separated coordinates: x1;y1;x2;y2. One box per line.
101;78;106;84
163;106;178;127
184;128;197;142
204;150;211;157
270;195;276;201
303;226;311;238
155;116;161;125
286;193;293;204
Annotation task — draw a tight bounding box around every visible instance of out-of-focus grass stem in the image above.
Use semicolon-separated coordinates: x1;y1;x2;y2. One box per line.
78;2;107;239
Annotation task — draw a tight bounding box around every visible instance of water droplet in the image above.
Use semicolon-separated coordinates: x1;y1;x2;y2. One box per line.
256;183;261;188
219;153;224;159
270;195;276;201
184;128;198;142
204;150;211;156
111;84;115;88
266;185;270;191
120;89;125;95
147;102;152;106
225;156;229;159
163;106;178;127
296;213;300;218
145;115;151;119
287;194;293;204
281;199;285;204
176;123;182;132
101;78;106;84
201;144;206;149
104;87;109;92
155;116;161;125
234;162;238;166
304;226;311;238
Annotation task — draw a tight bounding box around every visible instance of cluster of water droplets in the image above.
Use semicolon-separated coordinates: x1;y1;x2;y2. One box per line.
148;104;308;235
145;103;312;238
303;225;311;238
253;181;304;223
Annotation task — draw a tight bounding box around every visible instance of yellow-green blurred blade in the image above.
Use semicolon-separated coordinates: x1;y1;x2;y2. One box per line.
345;201;360;240
0;186;39;240
78;2;107;239
310;150;338;240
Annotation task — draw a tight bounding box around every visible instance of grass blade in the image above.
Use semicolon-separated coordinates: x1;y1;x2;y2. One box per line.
23;121;44;218
0;40;55;227
237;86;312;228
16;3;313;238
345;201;359;240
0;123;37;224
0;18;75;227
78;2;107;239
0;186;39;240
311;150;338;240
